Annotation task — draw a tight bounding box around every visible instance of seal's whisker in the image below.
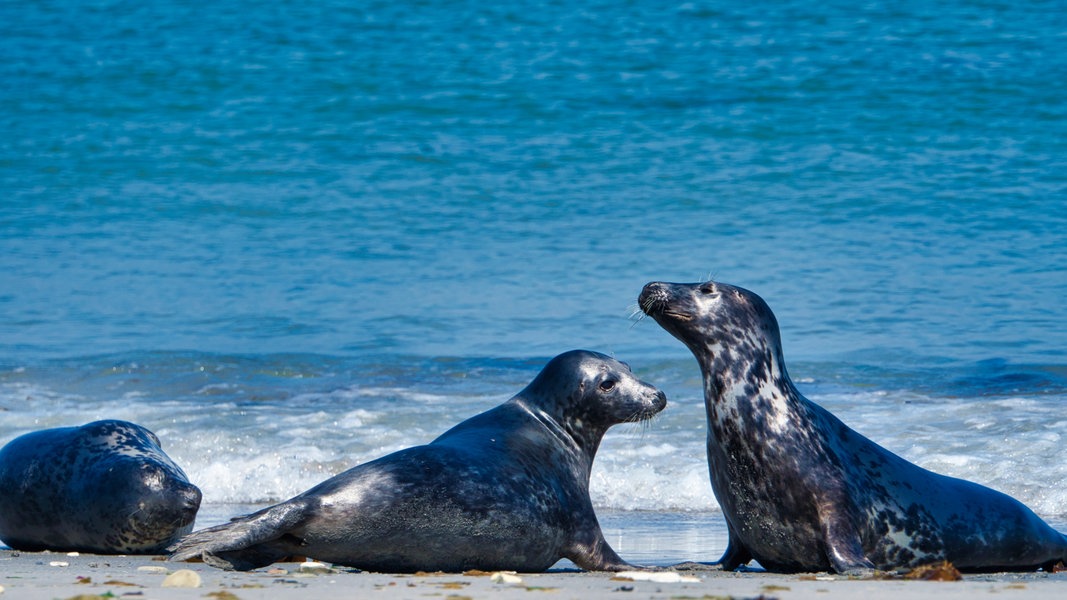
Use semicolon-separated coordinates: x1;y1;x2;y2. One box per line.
628;308;648;329
626;303;639;316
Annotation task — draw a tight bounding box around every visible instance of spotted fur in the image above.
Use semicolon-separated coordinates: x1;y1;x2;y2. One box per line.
170;350;667;572
640;280;1067;573
0;420;202;553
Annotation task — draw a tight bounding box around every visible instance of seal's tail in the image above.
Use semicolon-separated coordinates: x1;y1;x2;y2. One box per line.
168;500;311;571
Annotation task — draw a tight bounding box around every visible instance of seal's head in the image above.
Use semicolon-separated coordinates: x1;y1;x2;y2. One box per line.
88;458;202;552
522;350;667;450
80;421;203;552
637;281;791;402
638;280;782;359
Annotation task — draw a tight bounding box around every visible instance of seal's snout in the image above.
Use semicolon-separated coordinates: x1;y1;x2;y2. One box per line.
638;282;671;315
652;389;667;412
182;485;203;513
625;388;667;424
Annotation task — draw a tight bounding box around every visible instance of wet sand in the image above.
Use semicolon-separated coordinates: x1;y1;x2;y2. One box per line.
2;550;1065;600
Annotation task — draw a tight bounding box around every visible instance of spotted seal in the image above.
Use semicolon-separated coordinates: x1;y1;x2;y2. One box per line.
0;419;202;554
639;280;1067;573
170;350;667;572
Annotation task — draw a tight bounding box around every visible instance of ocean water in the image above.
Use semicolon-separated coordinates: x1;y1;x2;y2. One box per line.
2;0;1066;565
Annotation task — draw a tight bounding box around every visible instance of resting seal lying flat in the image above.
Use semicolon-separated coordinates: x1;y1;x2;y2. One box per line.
0;419;201;553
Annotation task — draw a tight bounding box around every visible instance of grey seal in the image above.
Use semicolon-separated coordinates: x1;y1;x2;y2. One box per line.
639;280;1067;573
170;349;667;572
0;419;202;553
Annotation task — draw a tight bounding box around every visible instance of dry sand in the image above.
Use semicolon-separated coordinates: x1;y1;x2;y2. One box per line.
2;550;1066;600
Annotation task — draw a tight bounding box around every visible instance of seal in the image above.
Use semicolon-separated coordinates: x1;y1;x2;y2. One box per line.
639;280;1067;573
170;349;667;572
0;419;202;554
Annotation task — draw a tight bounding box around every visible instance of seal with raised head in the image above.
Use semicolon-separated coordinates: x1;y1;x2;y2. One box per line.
0;419;202;554
170;349;667;572
639;280;1067;573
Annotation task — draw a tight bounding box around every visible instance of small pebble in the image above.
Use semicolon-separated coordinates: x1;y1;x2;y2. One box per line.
161;569;202;588
49;561;70;567
137;565;170;574
266;568;289;575
66;552;80;557
298;560;334;574
490;571;523;584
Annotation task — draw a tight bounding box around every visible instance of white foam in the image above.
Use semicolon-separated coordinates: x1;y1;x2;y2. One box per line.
4;379;1066;518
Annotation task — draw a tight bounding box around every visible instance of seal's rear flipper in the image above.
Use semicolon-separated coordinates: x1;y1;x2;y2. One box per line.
200;543;295;571
168;501;311;570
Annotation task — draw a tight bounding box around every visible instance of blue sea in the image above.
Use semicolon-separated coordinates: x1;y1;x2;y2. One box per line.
2;0;1066;566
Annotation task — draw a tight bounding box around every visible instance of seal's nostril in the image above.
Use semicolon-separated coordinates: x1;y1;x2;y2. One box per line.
638;282;670;314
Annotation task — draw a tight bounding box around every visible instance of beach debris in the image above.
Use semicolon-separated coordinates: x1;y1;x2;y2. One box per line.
612;571;700;583
49;560;70;567
1053;561;1066;573
297;560;335;574
161;568;202;588
205;591;243;600
136;565;169;574
489;571;523;584
903;561;962;581
0;584;4;594
67;552;80;557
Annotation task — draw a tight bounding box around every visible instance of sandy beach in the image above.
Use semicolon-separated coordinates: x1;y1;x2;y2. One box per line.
2;550;1065;600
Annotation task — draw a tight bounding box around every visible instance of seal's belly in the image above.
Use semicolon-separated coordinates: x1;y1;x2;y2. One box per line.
737;512;826;571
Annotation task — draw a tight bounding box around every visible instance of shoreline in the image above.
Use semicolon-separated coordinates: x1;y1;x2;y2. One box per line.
2;550;1066;600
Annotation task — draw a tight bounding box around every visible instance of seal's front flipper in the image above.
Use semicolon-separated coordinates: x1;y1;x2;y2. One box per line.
566;525;635;572
714;528;753;571
819;504;876;574
169;500;312;570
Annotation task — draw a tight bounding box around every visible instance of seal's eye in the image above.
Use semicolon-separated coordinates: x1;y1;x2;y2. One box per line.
598;379;617;392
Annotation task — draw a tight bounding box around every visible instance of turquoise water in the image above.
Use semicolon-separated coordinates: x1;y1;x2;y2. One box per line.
2;0;1066;562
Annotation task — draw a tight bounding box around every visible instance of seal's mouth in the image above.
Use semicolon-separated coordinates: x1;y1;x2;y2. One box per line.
623;390;668;424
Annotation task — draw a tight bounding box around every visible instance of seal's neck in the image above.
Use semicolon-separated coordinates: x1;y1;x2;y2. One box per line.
697;340;802;430
515;398;599;475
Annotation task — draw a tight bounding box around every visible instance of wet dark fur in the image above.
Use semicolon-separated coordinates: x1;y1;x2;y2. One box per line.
170;350;666;572
640;280;1067;573
0;420;202;553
